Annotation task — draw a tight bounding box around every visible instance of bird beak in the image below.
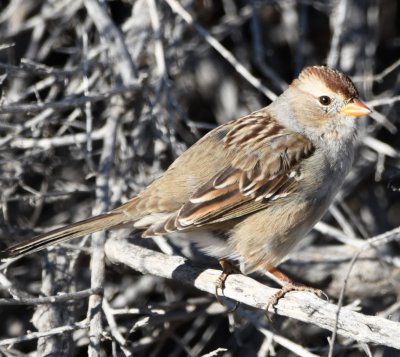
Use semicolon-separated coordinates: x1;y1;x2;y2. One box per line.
340;99;371;117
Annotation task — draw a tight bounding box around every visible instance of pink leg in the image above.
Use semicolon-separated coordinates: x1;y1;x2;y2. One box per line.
266;267;328;317
215;259;240;312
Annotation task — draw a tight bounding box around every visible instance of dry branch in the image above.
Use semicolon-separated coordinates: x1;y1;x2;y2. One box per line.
0;320;89;347
164;0;278;101
104;237;400;350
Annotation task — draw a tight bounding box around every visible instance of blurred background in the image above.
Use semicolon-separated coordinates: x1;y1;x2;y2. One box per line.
0;0;400;356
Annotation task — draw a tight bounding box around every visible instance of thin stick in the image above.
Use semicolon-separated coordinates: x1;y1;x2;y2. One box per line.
164;0;277;101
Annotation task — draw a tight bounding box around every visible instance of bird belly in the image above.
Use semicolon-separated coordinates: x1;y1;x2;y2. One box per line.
228;194;333;273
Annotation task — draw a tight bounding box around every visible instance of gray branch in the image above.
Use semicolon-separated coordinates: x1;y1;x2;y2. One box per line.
104;237;400;350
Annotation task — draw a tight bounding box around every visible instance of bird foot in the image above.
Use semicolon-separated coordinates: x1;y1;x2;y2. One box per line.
215;259;240;312
265;282;328;320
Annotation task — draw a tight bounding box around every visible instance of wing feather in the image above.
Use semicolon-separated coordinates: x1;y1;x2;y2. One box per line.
143;112;315;237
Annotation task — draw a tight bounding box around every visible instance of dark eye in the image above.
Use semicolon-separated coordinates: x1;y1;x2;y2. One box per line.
319;95;331;106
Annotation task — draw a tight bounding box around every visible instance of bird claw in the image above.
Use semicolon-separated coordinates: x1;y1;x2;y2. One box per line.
214;260;240;313
265;282;328;321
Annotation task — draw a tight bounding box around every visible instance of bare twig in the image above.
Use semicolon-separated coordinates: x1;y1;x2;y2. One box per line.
327;0;349;68
32;249;74;357
164;0;277;101
87;114;119;356
0;84;140;114
0;288;102;306
102;298;130;354
239;309;321;357
367;95;400;108
83;0;136;83
363;136;400;158
0;320;89;347
10;126;106;149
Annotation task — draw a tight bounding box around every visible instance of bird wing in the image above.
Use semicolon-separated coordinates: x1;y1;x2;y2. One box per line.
0;111;315;259
143;112;315;236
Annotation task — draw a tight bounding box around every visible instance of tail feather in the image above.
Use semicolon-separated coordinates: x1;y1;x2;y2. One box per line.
1;211;128;259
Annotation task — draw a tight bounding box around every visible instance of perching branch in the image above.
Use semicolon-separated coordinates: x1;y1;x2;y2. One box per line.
104;237;400;350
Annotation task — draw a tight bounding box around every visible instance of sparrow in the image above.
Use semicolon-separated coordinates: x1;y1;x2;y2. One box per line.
1;66;370;301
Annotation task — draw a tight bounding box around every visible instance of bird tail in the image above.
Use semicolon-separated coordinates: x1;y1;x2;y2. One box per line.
1;211;128;260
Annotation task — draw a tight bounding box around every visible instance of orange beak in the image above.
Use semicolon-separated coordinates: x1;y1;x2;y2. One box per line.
339;99;371;117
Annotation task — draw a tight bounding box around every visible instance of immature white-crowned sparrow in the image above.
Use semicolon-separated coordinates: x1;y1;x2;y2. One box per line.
1;66;370;296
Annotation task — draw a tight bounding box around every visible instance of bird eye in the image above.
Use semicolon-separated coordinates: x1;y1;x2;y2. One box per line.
319;95;331;106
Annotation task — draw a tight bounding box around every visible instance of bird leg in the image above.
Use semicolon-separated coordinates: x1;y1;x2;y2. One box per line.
266;267;328;316
215;259;240;312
